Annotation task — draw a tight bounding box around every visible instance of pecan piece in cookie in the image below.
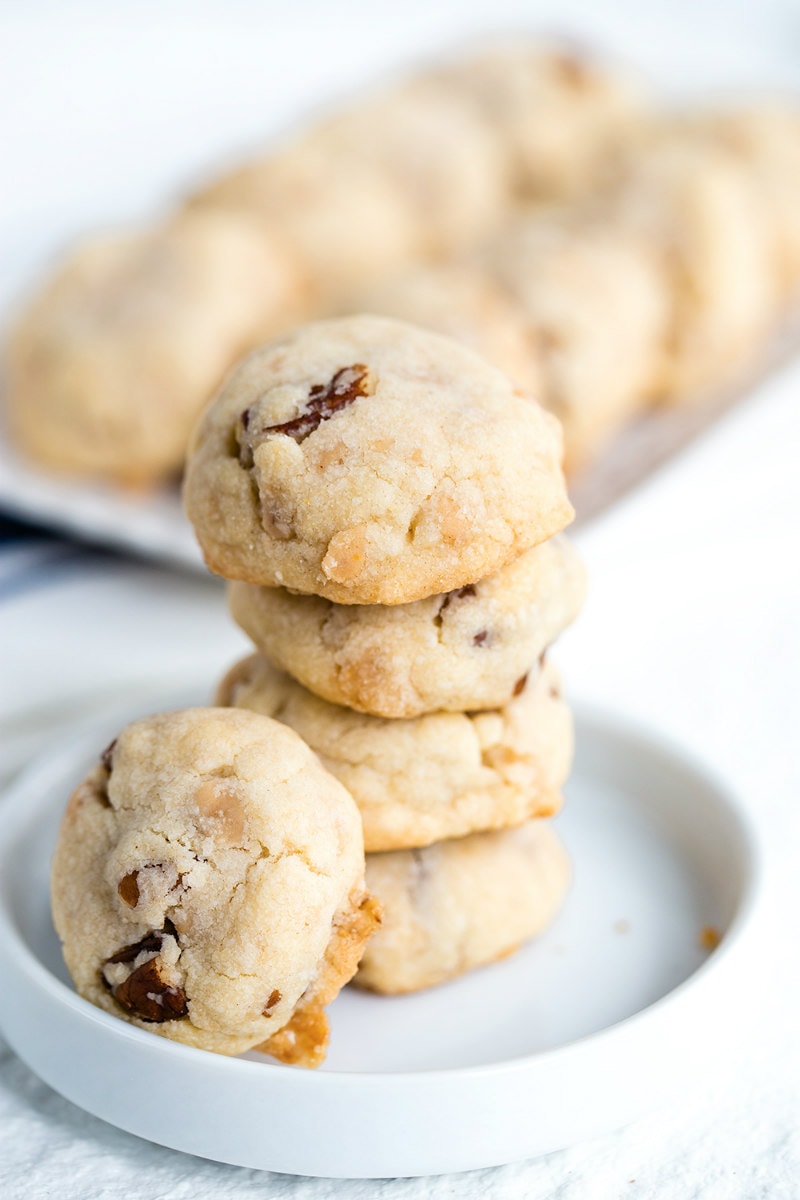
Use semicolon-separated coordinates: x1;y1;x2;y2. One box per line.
246;363;374;446
100;738;117;774
512;673;528;697
102;919;188;1023
112;959;189;1023
263;988;282;1014
434;584;477;627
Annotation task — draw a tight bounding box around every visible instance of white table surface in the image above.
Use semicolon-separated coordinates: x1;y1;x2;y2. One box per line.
1;3;799;1195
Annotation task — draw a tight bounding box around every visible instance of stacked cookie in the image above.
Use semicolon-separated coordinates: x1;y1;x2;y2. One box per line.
185;314;585;993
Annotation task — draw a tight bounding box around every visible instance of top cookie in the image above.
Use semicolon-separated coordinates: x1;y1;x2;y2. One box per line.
183;315;573;604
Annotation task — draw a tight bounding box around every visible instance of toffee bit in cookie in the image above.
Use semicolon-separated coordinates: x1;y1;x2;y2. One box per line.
263;988;282;1014
473;629;489;647
117;871;140;908
265;364;373;443
513;673;529;697
100;738;117;774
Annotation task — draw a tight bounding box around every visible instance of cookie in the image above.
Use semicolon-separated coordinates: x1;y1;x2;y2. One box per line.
484;211;669;472
189;138;420;306
216;655;573;851
607;124;778;401
357;821;569;993
313;81;508;259
439;44;642;201
51;708;379;1065
701;105;800;300
228;536;585;718
348;263;541;396
7;210;302;484
183;315;573;604
189;80;507;297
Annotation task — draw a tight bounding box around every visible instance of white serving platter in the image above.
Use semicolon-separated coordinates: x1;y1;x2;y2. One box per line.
0;431;203;571
0;704;762;1178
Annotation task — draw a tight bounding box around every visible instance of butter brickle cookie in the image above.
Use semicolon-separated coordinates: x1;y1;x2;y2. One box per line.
217;655;573;851
183;315;573;605
8;211;301;484
228;536;585;718
51;708;379;1066
357;821;570;993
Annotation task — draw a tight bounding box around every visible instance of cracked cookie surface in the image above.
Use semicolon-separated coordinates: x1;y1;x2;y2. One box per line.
228;536;585;718
50;707;377;1063
183;315;573;604
357;821;570;993
217;655;573;851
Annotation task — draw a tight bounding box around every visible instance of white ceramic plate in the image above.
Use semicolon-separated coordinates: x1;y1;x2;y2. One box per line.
0;434;204;570
0;705;761;1178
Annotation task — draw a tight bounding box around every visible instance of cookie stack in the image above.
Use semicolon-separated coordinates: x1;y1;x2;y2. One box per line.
185;314;585;994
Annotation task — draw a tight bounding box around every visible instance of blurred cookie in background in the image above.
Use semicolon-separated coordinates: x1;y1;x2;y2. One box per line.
483;210;670;472
349;262;541;396
357;820;570;994
603;121;779;402
7;210;303;484
437;43;644;202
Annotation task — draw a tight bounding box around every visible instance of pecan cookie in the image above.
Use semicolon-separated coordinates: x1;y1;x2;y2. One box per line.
51;708;379;1065
7;210;302;484
357;821;569;993
699;105;800;300
484;211;669;472
348;263;541;396
607;124;778;401
439;44;642;201
216;655;573;851
189;138;421;306
312;81;508;259
228;537;585;718
189;80;507;295
183;315;573;604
